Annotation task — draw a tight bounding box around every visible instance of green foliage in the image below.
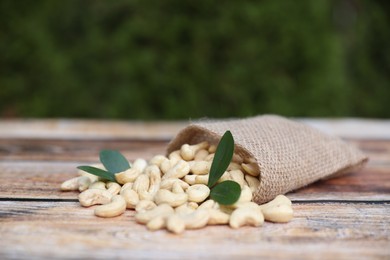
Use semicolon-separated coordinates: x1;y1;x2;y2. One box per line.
0;0;389;119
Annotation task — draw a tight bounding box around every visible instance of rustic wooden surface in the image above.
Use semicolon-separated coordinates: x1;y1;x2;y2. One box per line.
0;119;389;259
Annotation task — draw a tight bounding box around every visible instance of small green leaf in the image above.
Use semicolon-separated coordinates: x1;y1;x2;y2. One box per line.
99;150;130;174
207;130;234;187
77;166;116;182
210;180;241;205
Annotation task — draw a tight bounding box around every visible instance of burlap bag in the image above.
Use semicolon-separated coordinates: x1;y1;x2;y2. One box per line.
167;115;368;204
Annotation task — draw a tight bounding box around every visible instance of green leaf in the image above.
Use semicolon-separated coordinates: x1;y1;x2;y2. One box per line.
77;166;117;182
207;130;235;187
99;150;130;174
210;180;241;205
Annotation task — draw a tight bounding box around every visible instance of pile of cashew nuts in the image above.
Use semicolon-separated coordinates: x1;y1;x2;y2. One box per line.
61;142;293;234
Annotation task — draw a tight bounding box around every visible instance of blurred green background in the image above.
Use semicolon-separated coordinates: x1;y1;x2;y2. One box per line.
1;0;389;119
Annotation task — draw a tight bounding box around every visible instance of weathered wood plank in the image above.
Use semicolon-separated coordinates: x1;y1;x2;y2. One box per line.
0;138;168;162
1;201;389;259
0;161;389;201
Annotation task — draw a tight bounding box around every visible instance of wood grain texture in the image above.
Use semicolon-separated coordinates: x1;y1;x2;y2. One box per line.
1;201;389;259
0;119;389;259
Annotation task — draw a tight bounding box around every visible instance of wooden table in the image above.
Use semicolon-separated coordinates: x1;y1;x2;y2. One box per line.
1;119;389;259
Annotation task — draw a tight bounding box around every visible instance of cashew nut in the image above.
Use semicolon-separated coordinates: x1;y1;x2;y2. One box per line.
232;154;244;164
78;188;112;207
180;142;209;161
231;185;253;207
175;203;196;216
160;178;189;191
227;162;242;171
89;181;107;190
135;200;157;213
166;214;185;234
259;195;293;223
132;158;148;172
208;209;230;225
115;168;142;185
229;170;246;188
61;177;81;191
183;175;197;185
229;207;264;229
208;145;217;153
172;182;185;194
135;204;174;224
121;188;139;209
106;182;121;195
241;163;260;177
145;165;161;197
147;216;167;231
186;184;210;203
168;150;183;165
198;199;216;210
154;189;188;207
78;176;92;192
181;209;210;229
245;174;260;193
163;160;190;179
120;182;133;194
133;174;150;200
149;155;167;168
94;195;126;218
189;161;211;175
194;149;209;161
195;174;209;185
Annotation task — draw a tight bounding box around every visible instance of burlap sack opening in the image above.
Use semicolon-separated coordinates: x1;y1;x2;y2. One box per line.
167;115;368;204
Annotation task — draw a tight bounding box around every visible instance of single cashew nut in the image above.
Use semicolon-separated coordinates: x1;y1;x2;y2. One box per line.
133;174;150;199
172;182;185;194
181;209;210;229
61;177;81;191
132;158;148;172
180;142;209;161
241;163;260;177
232;154;244;164
245;174;260;193
231;185;253;207
78;188;113;207
160;178;189;191
208;209;230;225
168;150;183;165
229;170;246;188
106;182;121;195
121;188;139;209
227;162;242;171
149;155;167;168
89;181;107;190
189;161;211;175
259;195;293;223
175;203;196;216
186;184;210;203
78;176;92;192
120;182;133;194
146;165;161;196
195;174;209;185
115;168;142;185
94;195;126;218
154;189;188;207
135;204;174;224
198;199;215;210
194;149;209;161
208;145;217;153
135;200;157;213
229;207;264;229
147;216;167;231
183;175;197;185
166;214;186;234
163;160;190;179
